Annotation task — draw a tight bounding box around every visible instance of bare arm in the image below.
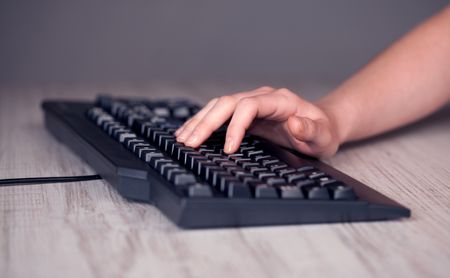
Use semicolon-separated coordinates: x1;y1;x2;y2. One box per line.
175;5;450;158
318;5;450;144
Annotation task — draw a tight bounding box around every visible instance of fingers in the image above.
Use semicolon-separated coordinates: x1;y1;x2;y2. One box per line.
224;98;259;153
176;86;274;146
174;97;218;137
223;92;292;153
179;95;239;146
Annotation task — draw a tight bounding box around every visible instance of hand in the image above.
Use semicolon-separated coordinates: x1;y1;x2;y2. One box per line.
175;87;341;158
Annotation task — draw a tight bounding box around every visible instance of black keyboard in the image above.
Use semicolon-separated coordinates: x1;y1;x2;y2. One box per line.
42;95;410;228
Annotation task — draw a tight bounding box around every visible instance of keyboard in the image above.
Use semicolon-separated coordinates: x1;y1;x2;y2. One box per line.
42;95;410;228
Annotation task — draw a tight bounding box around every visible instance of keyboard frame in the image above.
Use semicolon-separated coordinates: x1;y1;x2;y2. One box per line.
42;100;411;228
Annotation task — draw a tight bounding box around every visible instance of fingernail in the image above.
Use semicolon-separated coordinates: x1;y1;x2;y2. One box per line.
185;132;199;145
174;128;182;136
225;137;234;153
176;133;187;142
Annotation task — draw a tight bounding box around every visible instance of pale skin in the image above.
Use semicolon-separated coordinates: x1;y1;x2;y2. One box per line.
175;5;450;159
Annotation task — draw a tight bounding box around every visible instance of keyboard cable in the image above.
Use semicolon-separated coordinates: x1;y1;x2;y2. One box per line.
0;175;102;187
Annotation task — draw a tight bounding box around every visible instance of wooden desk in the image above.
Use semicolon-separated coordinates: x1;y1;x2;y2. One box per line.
1;83;449;278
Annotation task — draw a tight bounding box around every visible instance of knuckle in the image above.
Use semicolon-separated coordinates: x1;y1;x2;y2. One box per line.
237;97;257;110
238;97;253;105
276;88;294;97
257;86;274;91
218;95;235;105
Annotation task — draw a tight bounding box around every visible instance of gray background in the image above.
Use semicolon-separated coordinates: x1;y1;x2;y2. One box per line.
0;0;448;88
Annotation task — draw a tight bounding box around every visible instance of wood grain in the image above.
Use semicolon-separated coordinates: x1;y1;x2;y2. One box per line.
1;82;449;278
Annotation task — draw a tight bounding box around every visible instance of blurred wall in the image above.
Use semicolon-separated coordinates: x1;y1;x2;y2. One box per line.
0;0;447;87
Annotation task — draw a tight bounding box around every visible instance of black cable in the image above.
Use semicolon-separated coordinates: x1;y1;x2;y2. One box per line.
0;174;102;187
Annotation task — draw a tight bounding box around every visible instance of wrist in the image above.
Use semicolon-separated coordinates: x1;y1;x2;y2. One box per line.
315;96;355;146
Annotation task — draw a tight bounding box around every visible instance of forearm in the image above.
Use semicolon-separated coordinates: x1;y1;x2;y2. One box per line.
317;5;450;144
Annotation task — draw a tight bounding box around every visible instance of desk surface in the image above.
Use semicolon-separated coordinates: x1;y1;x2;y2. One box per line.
1;83;450;278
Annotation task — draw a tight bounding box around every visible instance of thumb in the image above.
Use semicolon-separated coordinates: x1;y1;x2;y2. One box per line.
287;116;319;143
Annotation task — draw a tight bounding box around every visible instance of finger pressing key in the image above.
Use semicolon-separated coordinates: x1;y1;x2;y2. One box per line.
183;96;238;147
175;98;218;139
178;87;274;146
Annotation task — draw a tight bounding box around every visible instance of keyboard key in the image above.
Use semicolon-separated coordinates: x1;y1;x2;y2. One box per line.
167;168;186;181
246;166;264;174
220;176;240;191
209;170;229;187
160;163;179;176
265;177;287;186
173;106;191;119
172;173;196;186
225;182;251;198
269;163;288;171
305;186;330;200
332;185;357;200
297;166;316;173
253;155;272;162
187;184;213;197
286;173;307;183
261;159;280;167
279;186;304;199
145;152;164;163
202;165;222;181
295;179;316;188
277;168;297;177
309;172;328;179
257;172;277;180
150;158;172;169
241;162;260;170
254;184;278;198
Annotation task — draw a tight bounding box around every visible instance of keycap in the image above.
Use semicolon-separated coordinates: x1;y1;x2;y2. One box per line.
150;158;172;169
286;173;307;183
145;152;164;163
160;163;179;176
167;168;186;181
163;139;176;152
187;155;208;171
173;106;191;119
153;107;171;117
332;185;357;200
295;179;316;188
220;176;241;191
225;182;251;198
202;165;222;181
257;172;277;180
172;173;196;186
253;155;271;162
309;172;328;179
246;150;264;157
297;166;316;172
241;162;260;170
269;163;288;171
279;186;304;199
319;179;341;187
305;186;330;200
129;142;148;153
261;159;280;167
187;184;213;197
208;170;229;187
254;184;278;198
265;177;287;186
